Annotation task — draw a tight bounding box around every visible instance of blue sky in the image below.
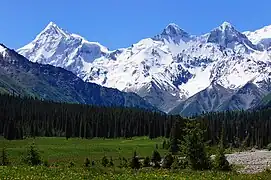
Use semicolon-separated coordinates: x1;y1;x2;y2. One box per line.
1;0;271;50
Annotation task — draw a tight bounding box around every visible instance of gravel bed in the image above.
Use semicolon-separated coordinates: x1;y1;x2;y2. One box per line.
226;150;271;174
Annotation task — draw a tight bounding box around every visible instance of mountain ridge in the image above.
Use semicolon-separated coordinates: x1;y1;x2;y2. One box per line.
0;44;157;111
17;21;271;112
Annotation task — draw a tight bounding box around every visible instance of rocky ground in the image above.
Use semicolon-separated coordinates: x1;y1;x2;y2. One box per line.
226;150;271;174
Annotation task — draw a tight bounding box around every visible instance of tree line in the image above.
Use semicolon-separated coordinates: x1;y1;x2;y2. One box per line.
1;94;271;148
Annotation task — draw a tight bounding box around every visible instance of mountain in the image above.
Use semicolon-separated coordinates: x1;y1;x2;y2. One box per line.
170;82;268;116
18;22;271;112
254;92;271;109
244;24;271;50
218;82;267;111
18;22;108;77
169;82;233;116
0;44;157;111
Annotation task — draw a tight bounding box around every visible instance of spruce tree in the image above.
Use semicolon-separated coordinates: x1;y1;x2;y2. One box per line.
169;123;180;154
214;129;231;171
130;151;140;169
182;121;211;170
24;143;42;166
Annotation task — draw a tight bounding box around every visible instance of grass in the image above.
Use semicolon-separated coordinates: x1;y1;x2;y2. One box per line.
0;137;167;165
1;137;271;179
1;166;271;180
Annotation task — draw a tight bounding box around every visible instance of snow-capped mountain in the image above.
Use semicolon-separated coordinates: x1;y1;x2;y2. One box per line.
244;24;271;50
1;43;157;111
18;21;271;112
18;22;109;77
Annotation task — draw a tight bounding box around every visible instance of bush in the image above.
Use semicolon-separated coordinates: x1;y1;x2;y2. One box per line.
171;157;188;170
171;158;179;170
101;156;109;167
151;150;161;163
23;143;42;166
69;161;75;167
130;151;141;169
143;156;150;167
267;143;271;151
178;158;188;169
162;154;174;168
84;158;90;167
109;157;114;167
0;147;9;166
213;147;231;171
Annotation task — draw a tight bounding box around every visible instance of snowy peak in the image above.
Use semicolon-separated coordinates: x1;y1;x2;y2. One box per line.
0;43;8;57
17;22;110;77
35;21;70;40
162;23;189;37
219;21;235;31
17;21;271;112
154;23;191;43
207;22;256;51
244;24;271;49
0;43;7;52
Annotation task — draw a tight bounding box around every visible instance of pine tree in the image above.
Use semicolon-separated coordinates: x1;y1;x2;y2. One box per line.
151;150;161;168
214;129;231;171
182;121;211;170
130;151;140;169
24;143;42;166
143;156;150;167
169;123;180;154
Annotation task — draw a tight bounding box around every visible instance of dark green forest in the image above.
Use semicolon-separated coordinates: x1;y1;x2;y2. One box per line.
0;94;271;148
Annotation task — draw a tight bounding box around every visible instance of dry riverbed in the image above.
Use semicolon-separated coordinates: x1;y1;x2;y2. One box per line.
226;150;271;174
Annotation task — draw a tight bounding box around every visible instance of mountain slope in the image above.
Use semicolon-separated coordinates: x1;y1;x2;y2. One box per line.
18;22;271;112
169;82;233;116
0;44;157;111
244;25;271;50
170;82;269;116
218;82;267;111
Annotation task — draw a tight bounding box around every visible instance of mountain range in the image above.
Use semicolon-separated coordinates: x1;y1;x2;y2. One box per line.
14;21;271;115
0;43;157;111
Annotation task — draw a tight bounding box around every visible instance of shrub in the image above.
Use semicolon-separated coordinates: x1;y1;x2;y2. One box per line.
109;157;114;167
179;158;188;169
213;147;231;171
69;161;75;167
84;158;90;167
162;154;174;169
267;143;271;151
101;156;109;167
143;156;150;167
130;151;141;169
151;150;161;163
23;143;42;166
171;158;179;170
0;147;9;166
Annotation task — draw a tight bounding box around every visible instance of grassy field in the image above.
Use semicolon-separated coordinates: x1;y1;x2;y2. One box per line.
1;166;271;180
1;137;271;179
0;137;168;165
